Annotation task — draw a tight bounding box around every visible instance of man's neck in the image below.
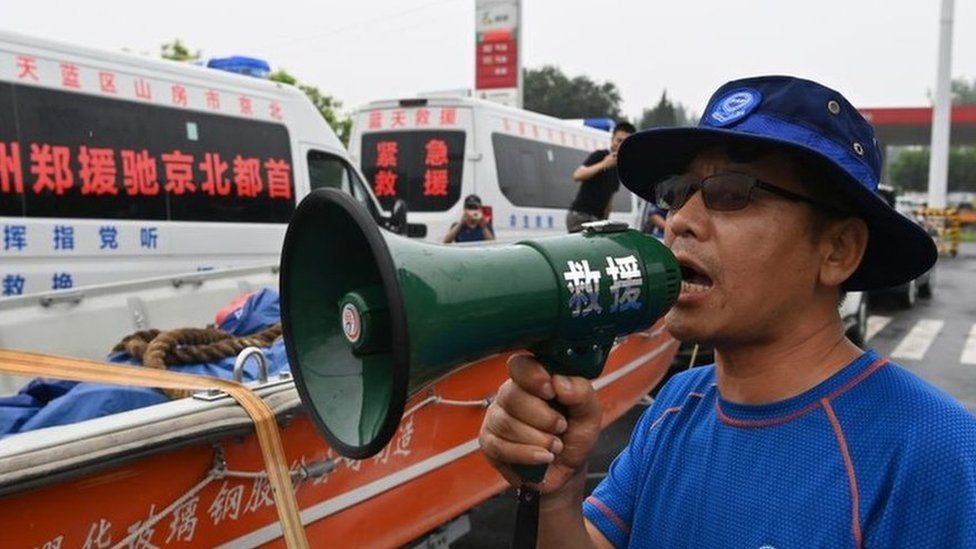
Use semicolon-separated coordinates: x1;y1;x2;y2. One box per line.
713;318;862;405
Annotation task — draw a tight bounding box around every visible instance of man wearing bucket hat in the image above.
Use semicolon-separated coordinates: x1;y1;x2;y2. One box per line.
479;76;976;547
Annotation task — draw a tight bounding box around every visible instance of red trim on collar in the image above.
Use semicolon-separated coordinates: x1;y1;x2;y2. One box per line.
716;358;889;429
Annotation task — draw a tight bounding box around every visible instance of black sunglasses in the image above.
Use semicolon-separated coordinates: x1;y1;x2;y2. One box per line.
654;172;839;213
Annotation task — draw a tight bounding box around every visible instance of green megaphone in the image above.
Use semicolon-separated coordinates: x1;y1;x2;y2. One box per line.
279;188;680;465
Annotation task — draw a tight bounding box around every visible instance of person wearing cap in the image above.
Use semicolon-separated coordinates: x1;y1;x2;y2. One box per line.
443;194;494;243
566;121;637;233
479;76;976;547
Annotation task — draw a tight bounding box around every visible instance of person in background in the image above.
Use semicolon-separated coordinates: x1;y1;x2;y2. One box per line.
566;121;637;233
639;199;667;239
443;194;494;243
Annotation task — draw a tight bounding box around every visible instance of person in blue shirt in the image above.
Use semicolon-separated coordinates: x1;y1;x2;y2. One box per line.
443;194;495;243
639;199;667;239
478;76;976;548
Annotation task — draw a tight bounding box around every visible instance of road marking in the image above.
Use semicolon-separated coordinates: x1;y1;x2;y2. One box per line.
961;324;976;365
891;319;944;361
865;315;891;341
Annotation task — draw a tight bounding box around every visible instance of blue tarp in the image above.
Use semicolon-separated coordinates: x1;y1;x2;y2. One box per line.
0;288;290;436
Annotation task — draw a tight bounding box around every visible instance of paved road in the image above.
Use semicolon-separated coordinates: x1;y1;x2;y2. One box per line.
863;242;976;412
454;243;976;547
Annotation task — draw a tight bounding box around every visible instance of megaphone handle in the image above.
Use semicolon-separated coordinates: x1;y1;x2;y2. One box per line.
510;398;568;549
512;398;569;483
513;486;541;549
509;343;608;549
512;336;612;482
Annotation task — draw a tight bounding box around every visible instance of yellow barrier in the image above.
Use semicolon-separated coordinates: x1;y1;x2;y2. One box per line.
920;207;960;257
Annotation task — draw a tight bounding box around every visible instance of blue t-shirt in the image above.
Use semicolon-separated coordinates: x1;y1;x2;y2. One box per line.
583;350;976;548
640;201;666;239
452;222;491;243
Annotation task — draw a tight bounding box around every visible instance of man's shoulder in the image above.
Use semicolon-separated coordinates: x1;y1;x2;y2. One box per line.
871;360;974;421
861;361;976;520
852;358;976;454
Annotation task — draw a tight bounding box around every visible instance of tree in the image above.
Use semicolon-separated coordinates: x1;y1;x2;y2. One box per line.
159;40;351;145
269;69;351;144
523;65;623;119
888;148;929;192
887;146;976;192
638;91;692;129
949;147;976;192
160;39;200;62
952;77;976;105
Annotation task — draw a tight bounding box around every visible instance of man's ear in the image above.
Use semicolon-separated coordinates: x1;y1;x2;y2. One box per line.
819;217;869;287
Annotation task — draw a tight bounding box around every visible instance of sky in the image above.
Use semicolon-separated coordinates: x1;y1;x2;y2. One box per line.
3;0;976;122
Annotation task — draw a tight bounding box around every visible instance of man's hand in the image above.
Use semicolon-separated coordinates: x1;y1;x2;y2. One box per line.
602;151;618;169
479;353;603;499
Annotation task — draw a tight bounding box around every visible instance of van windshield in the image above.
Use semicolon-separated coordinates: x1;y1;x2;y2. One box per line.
360;131;465;212
307;150;380;220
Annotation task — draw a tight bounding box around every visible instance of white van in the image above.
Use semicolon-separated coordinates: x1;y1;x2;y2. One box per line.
0;30;391;297
348;96;639;242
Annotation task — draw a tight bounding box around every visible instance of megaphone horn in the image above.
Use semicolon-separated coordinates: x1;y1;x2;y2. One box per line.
280;189;680;459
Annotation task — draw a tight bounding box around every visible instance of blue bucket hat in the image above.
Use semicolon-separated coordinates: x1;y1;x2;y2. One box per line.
618;75;937;291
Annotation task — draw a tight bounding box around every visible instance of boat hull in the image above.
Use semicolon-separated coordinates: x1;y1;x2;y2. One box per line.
2;325;677;549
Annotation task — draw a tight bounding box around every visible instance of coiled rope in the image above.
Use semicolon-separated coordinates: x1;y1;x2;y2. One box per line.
112;324;283;399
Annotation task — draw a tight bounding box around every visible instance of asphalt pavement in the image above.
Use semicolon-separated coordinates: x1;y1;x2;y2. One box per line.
862;241;976;412
453;242;976;547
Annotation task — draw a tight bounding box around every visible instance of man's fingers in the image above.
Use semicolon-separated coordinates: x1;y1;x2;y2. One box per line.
484;405;565;454
550;375;602;466
552;375;599;412
481;370;602;495
479;431;555;466
496;380;568;434
507;353;556;400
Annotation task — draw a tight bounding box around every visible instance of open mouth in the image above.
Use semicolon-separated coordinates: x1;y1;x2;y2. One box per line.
680;263;714;294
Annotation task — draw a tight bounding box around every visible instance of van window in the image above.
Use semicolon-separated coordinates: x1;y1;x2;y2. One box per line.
360;130;465;212
491;133;631;212
307;149;379;219
0;82;295;223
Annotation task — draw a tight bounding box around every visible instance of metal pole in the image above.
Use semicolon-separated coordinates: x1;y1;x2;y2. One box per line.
516;0;523;109
928;0;954;209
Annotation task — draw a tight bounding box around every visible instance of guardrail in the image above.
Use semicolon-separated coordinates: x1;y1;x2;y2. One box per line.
919;207;962;257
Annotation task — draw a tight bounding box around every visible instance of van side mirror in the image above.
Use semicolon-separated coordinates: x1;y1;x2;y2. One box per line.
406;223;428;238
382;199;425;237
389;199;408;235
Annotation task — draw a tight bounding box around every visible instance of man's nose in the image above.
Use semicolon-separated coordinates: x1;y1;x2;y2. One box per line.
666;189;708;241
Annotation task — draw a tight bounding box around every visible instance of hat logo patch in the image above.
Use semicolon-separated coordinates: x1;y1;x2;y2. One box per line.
708;89;762;127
